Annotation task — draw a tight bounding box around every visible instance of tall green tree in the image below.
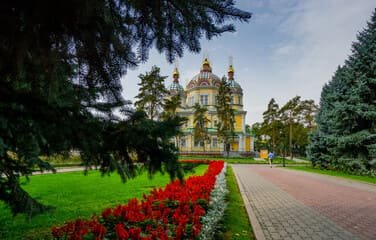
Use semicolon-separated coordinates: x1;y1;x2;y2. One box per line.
251;122;267;151
308;10;376;175
162;94;182;119
279;96;302;161
216;77;235;156
162;94;186;151
262;98;280;151
255;97;317;162
0;0;251;216
135;66;168;120
193;103;210;152
300;99;319;130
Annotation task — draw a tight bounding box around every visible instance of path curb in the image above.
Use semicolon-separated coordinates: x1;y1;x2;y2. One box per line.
232;165;266;240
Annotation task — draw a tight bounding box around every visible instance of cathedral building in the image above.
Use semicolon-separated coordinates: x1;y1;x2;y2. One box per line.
167;58;254;154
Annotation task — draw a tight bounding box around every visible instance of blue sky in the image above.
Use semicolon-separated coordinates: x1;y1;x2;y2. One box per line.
121;0;376;125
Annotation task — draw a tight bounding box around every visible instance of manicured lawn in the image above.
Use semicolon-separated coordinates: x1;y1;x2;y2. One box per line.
272;157;309;165
180;156;308;165
286;166;376;184
0;165;207;240
223;166;254;240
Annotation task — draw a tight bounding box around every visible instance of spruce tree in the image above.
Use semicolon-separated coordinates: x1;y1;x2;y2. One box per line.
308;9;376;174
135;66;168;120
0;1;251;215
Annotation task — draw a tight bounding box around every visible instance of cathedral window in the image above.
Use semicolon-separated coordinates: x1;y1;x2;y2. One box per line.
180;138;186;147
212;137;218;147
189;96;195;106
200;94;208;105
230;95;234;104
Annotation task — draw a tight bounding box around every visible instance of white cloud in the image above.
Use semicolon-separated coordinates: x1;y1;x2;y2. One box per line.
264;0;376;117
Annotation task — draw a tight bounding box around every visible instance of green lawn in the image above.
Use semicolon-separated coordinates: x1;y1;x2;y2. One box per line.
180;155;308;165
223;166;254;240
0;165;207;240
286;166;376;184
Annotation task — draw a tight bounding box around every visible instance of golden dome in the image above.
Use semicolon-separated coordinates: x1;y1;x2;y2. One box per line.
172;67;179;77
201;58;212;72
228;65;234;73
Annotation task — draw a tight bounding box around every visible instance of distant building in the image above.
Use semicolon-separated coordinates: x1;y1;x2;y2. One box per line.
167;58;254;154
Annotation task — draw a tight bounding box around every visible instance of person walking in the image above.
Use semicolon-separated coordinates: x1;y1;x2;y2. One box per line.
268;151;274;168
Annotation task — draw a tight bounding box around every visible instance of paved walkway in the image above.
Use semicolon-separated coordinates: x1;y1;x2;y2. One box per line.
232;165;376;240
31;166;87;175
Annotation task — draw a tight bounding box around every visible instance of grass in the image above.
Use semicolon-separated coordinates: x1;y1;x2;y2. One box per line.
180;155;308;165
271;157;309;165
223;166;254;240
286;165;376;184
0;165;207;240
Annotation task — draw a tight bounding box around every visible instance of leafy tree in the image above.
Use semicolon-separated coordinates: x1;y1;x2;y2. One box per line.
216;77;235;156
0;0;251;216
245;124;251;134
255;97;318;164
135;66;168;120
308;10;376;175
251;122;267;152
193;103;210;152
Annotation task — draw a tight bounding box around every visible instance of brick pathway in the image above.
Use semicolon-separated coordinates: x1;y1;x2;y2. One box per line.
232;165;376;240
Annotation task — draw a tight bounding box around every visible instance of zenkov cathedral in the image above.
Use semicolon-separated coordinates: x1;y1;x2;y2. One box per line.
166;58;254;154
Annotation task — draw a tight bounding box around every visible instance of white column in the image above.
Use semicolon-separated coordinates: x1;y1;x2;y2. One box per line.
239;134;244;152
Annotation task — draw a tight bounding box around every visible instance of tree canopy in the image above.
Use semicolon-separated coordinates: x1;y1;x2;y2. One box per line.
252;96;318;161
215;77;235;155
135;66;168;120
308;9;376;175
0;0;251;216
193;103;211;152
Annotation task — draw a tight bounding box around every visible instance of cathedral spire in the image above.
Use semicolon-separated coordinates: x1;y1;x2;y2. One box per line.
201;52;212;72
172;61;180;83
228;56;234;80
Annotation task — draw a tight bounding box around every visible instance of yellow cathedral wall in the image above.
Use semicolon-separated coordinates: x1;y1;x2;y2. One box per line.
245;136;251;152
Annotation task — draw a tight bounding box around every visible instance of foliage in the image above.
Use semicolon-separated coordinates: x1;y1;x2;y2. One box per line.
262;98;279;151
252;97;318;159
0;0;251;215
162;94;182;119
193;103;211;152
51;161;225;240
216;77;236;156
135;66;168;120
307;10;376;175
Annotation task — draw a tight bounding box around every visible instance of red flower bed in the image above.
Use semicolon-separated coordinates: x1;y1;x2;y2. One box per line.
52;161;224;240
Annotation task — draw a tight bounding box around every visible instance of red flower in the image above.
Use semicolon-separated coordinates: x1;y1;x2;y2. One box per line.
51;161;225;240
115;223;129;240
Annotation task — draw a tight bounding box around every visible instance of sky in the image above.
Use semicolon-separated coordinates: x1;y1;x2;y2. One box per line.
121;0;376;125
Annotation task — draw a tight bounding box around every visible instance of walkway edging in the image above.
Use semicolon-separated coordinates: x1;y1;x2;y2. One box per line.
232;165;266;240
